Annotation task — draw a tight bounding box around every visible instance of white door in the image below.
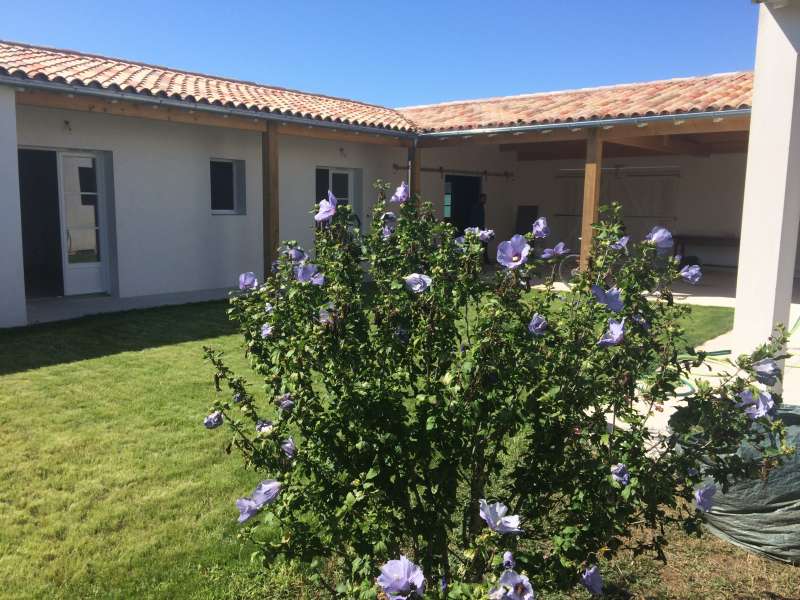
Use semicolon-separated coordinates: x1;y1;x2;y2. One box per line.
59;153;108;295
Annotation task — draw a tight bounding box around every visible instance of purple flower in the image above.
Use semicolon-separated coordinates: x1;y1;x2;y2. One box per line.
531;217;550;239
256;420;273;434
404;273;432;293
281;245;308;263
753;358;780;386
479;229;495;242
319;303;335;326
281;437;296;459
611;463;630;486
454;236;466;252
295;263;325;285
238;272;258;291
737;389;775;420
479;499;523;534
528;313;547;336
203;411;223;429
489;570;534;600
591;285;624;313
277;393;294;413
679;264;702;285
261;323;274;338
645;226;673;254
695;484;716;513
390;181;410;204
314;191;337;222
497;235;531;269
502;551;515;570
580;565;603;596
232;392;245;404
598;318;625;347
376;555;425;600
236;479;281;523
540;241;570;259
611;235;629;251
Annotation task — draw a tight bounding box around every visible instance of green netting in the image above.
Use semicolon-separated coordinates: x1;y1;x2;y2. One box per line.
702;406;800;565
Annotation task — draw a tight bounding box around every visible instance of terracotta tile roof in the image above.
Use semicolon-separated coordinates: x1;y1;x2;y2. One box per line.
397;72;753;133
0;40;752;136
0;40;415;132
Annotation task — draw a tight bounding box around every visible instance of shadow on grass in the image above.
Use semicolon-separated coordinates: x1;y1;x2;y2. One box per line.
0;300;237;375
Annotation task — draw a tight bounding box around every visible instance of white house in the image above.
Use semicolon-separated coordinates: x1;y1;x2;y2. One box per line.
0;1;797;344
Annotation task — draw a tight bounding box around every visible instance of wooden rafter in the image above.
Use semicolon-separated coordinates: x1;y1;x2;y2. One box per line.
417;115;750;148
14;89;412;147
603;134;709;156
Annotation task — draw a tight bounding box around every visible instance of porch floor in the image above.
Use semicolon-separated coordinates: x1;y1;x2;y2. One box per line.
25;287;232;325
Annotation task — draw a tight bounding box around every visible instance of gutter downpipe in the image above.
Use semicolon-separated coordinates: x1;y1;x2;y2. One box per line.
416;108;752;140
0;75;418;140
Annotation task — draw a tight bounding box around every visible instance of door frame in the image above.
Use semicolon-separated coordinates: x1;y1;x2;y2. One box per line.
19;145;111;296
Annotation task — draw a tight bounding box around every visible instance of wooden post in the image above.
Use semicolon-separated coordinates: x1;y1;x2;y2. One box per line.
579;130;604;270
262;122;280;276
409;146;422;198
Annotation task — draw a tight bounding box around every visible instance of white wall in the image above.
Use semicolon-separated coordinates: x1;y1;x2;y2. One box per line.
0;86;27;327
278;135;406;252
734;2;800;356
418;145;517;258
17;105;264;297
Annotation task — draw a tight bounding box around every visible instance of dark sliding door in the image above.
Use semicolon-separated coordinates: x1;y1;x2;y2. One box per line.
18;149;63;298
445;174;482;235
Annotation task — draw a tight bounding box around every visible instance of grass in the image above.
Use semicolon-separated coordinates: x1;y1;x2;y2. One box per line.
1;300;795;599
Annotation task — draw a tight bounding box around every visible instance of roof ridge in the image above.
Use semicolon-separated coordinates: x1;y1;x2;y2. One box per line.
396;71;752;111
0;38;402;114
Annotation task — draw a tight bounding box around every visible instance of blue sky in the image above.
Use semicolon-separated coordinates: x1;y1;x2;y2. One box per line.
1;0;758;107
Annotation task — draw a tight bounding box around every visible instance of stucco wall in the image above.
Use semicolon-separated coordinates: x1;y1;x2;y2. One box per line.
16;104;264;297
0;86;27;327
277;135;406;252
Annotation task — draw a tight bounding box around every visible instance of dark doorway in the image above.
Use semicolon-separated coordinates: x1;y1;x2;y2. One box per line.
18;149;64;298
445;174;482;235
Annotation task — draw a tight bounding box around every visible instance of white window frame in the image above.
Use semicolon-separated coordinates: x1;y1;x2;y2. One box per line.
210;158;246;215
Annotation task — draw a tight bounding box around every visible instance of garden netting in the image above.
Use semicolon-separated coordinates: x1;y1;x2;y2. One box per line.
700;405;800;565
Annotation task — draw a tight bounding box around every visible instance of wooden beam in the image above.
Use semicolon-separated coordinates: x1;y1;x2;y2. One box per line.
276;121;412;147
17;89;267;132
604;134;709;156
262;122;280;274
579;130;603;271
15;89;411;146
410;147;422;198
418;116;750;148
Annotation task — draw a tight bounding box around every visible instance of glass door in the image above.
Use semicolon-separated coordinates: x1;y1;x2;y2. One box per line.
59;153;108;295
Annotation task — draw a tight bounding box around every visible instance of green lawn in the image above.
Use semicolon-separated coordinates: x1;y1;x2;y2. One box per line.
1;300;792;600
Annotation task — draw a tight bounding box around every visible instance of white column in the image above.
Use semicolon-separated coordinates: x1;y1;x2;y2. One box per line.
733;3;800;355
0;85;26;328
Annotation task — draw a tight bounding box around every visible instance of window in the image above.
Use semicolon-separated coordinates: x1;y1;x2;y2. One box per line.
315;167;350;204
316;167;362;229
62;155;101;263
210;159;246;214
443;181;453;220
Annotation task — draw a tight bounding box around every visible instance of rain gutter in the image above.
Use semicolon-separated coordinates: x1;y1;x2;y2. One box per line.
416;108;752;139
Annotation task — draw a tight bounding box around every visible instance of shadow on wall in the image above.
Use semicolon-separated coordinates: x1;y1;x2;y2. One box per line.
0;300;237;376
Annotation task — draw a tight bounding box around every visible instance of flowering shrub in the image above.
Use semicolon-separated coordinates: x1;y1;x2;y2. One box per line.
203;181;790;598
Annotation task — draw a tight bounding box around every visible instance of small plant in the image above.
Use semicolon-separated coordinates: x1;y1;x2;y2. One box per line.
202;181;789;598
